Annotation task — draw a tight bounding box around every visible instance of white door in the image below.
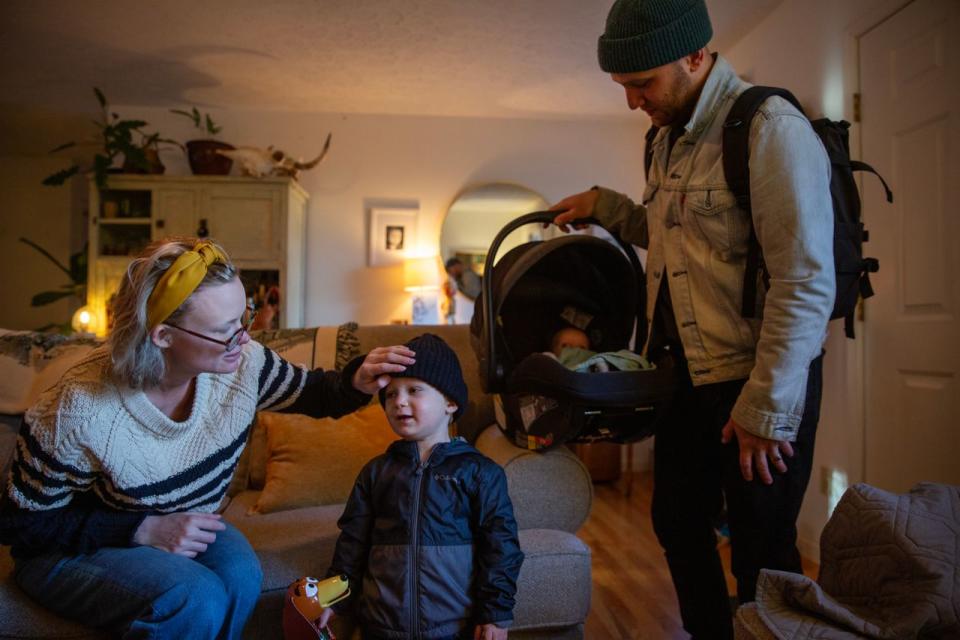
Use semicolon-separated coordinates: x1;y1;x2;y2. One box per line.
860;0;960;492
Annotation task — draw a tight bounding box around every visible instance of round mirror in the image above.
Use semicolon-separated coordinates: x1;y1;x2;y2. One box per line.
439;183;550;323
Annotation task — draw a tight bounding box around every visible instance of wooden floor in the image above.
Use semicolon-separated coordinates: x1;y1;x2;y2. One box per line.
580;472;818;639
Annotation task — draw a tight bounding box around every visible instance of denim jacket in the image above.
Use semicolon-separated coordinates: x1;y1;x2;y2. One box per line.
592;55;834;441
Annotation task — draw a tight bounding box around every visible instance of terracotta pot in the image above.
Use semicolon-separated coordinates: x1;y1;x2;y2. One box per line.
186;140;234;175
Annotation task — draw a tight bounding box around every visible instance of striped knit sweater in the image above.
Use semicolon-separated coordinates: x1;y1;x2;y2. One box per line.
0;341;370;557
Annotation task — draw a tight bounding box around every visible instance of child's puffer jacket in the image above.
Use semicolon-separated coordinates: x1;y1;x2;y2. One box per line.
329;437;523;639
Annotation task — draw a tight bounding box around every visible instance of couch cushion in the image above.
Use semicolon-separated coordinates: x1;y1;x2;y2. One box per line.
249;327;319;369
223;490;346;592
476;426;593;534
251;404;396;514
513;529;592;631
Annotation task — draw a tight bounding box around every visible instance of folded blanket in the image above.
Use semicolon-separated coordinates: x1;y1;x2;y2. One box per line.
755;482;959;639
556;347;653;373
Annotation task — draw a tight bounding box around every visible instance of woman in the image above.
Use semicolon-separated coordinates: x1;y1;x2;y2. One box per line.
0;237;414;638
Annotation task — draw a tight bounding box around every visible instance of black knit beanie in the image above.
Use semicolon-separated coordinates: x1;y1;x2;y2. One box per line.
598;0;713;73
377;334;468;421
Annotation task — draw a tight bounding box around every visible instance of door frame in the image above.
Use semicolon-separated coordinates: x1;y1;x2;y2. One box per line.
842;0;914;485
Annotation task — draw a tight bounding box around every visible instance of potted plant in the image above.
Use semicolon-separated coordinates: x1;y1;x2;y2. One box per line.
43;88;181;190
19;237;88;334
170;106;234;175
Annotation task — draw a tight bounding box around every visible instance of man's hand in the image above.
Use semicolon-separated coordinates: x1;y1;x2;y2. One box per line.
132;512;226;557
721;419;794;485
548;189;599;231
351;345;416;395
474;623;508;640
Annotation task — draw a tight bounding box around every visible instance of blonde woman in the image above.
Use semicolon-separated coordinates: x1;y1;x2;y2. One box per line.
0;237;414;639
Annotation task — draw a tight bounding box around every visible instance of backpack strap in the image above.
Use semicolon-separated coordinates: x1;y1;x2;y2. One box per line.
644;125;659;180
722;86;804;317
850;159;894;204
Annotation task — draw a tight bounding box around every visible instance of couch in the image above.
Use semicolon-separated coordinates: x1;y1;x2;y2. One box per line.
0;323;594;639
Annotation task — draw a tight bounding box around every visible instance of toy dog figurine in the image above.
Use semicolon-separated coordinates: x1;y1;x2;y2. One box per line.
282;574;350;640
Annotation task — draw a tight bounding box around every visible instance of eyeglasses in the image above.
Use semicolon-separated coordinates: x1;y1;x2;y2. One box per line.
166;306;257;353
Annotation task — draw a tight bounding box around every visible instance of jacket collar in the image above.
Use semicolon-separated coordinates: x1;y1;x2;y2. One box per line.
387;436;471;464
661;54;745;145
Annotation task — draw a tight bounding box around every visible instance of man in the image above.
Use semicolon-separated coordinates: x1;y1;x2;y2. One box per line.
550;1;834;637
444;257;482;300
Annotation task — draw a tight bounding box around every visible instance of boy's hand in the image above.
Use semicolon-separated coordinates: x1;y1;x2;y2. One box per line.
474;623;508;640
352;345;416;394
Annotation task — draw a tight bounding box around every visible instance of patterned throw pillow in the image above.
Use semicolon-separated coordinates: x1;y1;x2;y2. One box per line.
0;330;100;414
334;322;360;372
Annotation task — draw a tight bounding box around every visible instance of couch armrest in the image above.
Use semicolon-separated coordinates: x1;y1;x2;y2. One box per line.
475;425;593;533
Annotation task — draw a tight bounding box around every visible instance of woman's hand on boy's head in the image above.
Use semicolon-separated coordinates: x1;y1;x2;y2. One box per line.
474;623;508;640
352;345;416;395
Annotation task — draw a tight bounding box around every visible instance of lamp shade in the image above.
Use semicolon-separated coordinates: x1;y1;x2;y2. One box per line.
404;256;440;292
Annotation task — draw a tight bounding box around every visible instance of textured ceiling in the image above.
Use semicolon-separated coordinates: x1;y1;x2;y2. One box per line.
0;0;782;120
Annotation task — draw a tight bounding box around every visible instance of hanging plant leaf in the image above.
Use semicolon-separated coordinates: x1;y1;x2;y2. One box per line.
19;237;73;277
31;289;76;306
205;114;221;135
48;141;77;154
94;87;107;109
41;165;80;186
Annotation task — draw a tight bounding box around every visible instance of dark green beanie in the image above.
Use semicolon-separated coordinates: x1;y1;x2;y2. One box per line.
598;0;713;73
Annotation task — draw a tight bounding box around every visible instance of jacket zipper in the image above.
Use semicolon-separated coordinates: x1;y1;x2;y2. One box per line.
409;452;432;639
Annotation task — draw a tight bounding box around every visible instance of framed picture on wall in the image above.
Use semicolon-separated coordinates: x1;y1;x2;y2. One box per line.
369;207;418;267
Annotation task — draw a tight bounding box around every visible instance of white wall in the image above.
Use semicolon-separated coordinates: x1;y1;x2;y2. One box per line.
724;0;908;561
126;106;645;325
0;107;91;331
0;157;79;330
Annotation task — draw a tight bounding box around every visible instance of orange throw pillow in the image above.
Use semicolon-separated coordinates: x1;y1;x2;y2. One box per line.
251;404;396;514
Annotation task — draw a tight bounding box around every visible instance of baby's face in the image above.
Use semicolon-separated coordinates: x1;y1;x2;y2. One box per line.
552;327;591;355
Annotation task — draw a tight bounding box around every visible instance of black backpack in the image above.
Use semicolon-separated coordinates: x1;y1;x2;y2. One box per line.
643;85;893;338
722;86;892;338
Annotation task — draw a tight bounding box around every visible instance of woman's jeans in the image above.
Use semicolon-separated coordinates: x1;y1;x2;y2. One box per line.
652;354;823;640
14;521;263;640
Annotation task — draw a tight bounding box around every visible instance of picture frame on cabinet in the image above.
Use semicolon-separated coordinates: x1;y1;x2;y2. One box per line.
369;207;418;267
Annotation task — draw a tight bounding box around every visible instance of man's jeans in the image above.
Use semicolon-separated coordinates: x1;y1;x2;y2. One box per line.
652;354;823;640
14;522;262;640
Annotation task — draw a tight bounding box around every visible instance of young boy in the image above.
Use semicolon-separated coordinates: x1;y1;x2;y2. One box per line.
320;334;523;640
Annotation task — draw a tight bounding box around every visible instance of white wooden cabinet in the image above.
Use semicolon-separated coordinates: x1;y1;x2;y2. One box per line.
87;175;307;336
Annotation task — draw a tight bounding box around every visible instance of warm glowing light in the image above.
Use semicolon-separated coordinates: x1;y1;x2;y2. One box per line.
404;256;441;292
71;306;95;334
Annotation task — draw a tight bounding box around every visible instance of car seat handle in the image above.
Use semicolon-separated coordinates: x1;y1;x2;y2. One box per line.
482;211;647;390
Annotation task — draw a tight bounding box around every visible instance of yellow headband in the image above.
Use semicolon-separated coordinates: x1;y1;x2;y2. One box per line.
146;241;230;329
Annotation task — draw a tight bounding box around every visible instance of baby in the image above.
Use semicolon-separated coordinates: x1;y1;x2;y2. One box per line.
548;325;653;372
320;334;523;640
550;326;592;355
